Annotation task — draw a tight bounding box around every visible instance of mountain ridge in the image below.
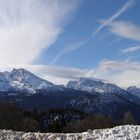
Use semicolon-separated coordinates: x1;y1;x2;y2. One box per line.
0;68;140;120
0;68;64;94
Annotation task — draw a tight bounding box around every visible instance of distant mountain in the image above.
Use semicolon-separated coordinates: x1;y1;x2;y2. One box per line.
67;77;122;93
67;77;140;106
0;68;64;94
0;69;140;121
127;86;140;98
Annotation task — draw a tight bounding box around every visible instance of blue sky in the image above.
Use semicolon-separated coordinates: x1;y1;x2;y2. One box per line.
0;0;140;87
37;0;140;69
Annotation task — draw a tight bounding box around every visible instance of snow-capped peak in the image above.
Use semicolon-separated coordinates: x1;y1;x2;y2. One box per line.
67;77;123;94
11;68;53;88
0;68;62;94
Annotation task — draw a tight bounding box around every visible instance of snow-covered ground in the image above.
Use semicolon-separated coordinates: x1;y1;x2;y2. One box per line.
0;125;140;140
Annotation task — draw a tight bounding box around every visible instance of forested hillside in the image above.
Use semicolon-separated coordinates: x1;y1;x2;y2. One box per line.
0;102;138;133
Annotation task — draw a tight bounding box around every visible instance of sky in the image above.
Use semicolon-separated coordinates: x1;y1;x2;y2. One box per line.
0;0;140;87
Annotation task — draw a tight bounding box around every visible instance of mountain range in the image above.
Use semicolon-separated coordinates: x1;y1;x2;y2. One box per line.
0;68;140;120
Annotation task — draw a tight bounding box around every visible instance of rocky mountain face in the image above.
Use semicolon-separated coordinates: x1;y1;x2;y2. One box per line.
67;77;120;93
0;68;63;94
67;78;140;106
0;68;140;120
127;86;140;98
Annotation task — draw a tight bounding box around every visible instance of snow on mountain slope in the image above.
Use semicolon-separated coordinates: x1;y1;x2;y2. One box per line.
66;78;124;112
0;70;140;117
0;125;140;140
0;68;63;94
67;77;125;94
0;69;140;107
67;77;140;106
0;72;11;92
127;86;140;98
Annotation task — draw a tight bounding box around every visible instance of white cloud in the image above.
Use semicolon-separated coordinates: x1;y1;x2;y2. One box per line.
0;62;88;85
121;46;140;54
106;70;140;87
92;0;134;38
108;21;140;41
51;0;135;64
92;60;140;87
52;0;134;64
96;60;140;72
1;60;140;87
0;0;139;88
0;0;79;64
23;65;88;85
51;38;89;64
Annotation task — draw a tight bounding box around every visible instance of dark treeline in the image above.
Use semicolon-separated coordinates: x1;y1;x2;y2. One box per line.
0;102;137;133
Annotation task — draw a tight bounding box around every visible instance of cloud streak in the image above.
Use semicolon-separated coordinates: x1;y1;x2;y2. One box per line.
121;46;140;54
107;21;140;41
0;0;79;65
51;38;90;64
96;60;140;72
52;0;134;64
92;0;134;38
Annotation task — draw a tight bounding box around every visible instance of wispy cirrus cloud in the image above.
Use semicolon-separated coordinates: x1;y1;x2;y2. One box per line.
121;46;140;54
107;21;140;41
92;60;140;87
51;38;90;64
52;0;135;64
92;0;134;38
96;60;140;72
0;0;79;65
1;59;140;87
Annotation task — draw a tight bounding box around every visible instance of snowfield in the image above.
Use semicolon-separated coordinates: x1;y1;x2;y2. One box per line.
0;125;140;140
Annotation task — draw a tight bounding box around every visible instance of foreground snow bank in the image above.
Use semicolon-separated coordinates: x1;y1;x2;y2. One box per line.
0;125;140;140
